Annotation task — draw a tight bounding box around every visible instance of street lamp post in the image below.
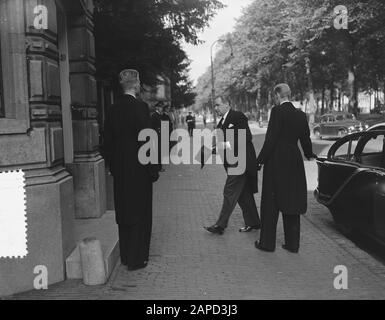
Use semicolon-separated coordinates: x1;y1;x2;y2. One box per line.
210;39;234;126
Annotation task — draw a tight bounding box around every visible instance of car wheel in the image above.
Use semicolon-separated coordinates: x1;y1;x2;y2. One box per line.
314;129;322;140
330;209;354;236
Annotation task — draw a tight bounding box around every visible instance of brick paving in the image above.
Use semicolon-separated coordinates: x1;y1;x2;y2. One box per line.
9;131;385;300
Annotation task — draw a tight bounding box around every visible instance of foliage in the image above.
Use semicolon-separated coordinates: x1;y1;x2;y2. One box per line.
94;0;224;107
195;0;385;114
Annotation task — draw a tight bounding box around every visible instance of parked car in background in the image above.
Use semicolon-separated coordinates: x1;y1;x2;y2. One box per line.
315;131;385;244
313;112;368;139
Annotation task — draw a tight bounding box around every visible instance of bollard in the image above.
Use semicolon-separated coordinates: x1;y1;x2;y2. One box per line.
79;237;106;286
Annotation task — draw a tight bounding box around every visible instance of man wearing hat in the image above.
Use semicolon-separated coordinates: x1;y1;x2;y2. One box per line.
103;69;159;270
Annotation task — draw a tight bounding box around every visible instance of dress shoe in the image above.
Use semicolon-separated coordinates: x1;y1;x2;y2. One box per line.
254;241;275;252
204;225;224;235
282;244;299;254
239;225;261;232
127;261;148;271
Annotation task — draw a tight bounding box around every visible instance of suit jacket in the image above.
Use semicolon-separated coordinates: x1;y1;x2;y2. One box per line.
186;115;195;128
103;94;159;225
151;111;162;134
257;102;314;215
217;109;259;193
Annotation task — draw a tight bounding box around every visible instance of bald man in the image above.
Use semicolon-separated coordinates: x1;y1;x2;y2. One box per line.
255;83;317;253
103;69;159;270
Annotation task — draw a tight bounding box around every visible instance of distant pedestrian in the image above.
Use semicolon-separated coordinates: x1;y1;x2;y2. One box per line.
103;69;159;271
203;113;207;127
186;112;195;137
151;102;165;172
255;83;317;253
161;105;174;151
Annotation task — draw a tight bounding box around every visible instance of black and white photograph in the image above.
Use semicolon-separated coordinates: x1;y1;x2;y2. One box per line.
1;0;385;308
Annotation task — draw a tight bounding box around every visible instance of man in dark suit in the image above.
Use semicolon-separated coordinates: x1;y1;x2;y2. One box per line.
255;83;317;253
186;112;195;137
103;69;159;270
205;96;261;235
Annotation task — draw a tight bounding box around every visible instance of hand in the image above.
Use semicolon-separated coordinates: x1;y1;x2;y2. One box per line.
306;153;318;161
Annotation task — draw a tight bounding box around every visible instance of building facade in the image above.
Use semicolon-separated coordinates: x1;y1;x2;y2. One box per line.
0;0;106;296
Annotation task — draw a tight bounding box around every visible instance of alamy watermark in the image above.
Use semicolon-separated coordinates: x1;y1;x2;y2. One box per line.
138;123;247;175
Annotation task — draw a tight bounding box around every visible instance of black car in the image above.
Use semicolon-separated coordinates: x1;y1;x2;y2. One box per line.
315;131;385;243
313;112;368;139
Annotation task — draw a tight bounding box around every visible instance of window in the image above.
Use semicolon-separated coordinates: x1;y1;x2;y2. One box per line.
336;115;344;121
350;133;385;168
332;136;359;161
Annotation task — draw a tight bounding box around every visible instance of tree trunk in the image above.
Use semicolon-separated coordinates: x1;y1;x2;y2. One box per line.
330;81;335;111
321;86;326;114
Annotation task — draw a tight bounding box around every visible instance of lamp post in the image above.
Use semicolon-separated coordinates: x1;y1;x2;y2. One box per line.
210;38;234;126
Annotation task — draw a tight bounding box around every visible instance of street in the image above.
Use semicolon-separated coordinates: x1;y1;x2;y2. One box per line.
10;127;385;300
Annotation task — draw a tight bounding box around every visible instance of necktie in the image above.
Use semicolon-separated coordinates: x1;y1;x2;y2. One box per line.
217;117;224;129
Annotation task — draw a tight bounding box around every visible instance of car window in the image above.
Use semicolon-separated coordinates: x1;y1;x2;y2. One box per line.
321;117;328;123
361;135;384;155
345;114;355;120
328;116;335;122
332;137;359;161
358;134;385;168
336;115;344;121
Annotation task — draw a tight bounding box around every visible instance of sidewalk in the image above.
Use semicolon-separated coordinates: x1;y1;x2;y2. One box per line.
10;151;385;300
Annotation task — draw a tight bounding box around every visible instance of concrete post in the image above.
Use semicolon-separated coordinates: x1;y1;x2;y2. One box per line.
79;238;106;286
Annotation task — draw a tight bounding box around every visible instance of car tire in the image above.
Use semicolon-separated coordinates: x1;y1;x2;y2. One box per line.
330;209;354;236
314;129;322;140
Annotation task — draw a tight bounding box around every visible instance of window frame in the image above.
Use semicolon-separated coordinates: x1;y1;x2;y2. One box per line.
0;0;30;134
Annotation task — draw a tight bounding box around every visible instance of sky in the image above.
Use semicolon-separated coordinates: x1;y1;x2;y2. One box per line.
183;0;254;85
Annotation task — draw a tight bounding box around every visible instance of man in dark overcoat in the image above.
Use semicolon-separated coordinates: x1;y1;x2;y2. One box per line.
205;96;261;235
186;112;195;137
255;83;316;253
103;69;159;270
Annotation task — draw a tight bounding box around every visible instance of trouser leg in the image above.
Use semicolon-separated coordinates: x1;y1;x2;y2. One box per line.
237;180;261;227
118;224;130;265
283;214;300;251
216;174;246;229
258;199;279;251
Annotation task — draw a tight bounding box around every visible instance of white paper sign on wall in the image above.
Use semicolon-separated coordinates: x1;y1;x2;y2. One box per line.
0;170;27;259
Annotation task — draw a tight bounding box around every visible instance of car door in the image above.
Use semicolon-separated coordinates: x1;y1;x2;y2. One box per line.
316;134;361;202
354;132;385;239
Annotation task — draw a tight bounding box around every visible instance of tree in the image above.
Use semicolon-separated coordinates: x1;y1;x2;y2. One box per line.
94;0;224;107
195;0;385;116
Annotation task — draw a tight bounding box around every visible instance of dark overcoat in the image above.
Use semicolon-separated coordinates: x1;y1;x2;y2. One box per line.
103;95;159;226
257;102;314;215
218;109;259;194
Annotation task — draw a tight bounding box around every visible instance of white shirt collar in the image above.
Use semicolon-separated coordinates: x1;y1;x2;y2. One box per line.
222;110;230;123
280;100;290;105
124;92;136;99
